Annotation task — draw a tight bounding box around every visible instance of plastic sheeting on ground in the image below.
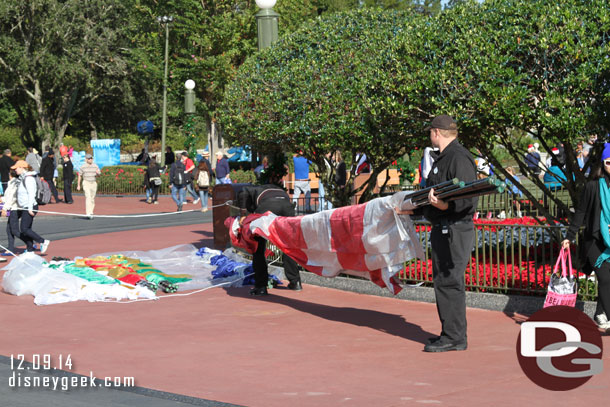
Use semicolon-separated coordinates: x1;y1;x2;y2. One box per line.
2;244;253;305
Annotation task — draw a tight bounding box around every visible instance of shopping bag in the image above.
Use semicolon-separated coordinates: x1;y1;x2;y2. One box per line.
543;247;577;308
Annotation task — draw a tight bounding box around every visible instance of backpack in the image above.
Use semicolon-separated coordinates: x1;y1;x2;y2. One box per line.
197;170;209;187
172;164;185;186
27;174;52;205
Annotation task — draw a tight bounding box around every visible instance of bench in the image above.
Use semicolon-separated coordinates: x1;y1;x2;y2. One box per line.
285;169;401;194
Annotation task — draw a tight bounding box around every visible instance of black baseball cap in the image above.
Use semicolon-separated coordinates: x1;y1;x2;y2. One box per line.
424;115;457;131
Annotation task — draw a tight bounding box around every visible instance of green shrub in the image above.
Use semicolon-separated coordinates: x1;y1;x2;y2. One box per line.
229;169;257;185
0;126;26;154
59;165;170;195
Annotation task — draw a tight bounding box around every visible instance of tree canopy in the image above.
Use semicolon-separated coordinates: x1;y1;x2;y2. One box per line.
0;0;145;148
405;0;610;217
219;9;423;205
219;0;610;217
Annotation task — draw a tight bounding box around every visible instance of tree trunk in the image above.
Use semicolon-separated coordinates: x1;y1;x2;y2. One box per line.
210;119;224;169
89;117;98;140
33;80;53;150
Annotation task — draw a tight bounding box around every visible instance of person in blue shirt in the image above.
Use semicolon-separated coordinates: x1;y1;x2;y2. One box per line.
292;152;312;212
214;151;231;184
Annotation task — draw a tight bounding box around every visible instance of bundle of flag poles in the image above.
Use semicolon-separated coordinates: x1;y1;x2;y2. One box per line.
409;176;505;207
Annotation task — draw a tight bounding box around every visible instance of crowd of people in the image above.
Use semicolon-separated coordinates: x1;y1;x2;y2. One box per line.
0;145;224;255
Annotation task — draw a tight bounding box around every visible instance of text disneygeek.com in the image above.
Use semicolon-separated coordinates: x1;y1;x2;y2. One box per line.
9;371;136;391
7;353;135;391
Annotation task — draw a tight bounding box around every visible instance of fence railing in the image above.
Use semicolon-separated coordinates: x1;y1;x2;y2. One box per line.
57;177;172;196
402;221;596;300
291;188;573;219
261;220;597;301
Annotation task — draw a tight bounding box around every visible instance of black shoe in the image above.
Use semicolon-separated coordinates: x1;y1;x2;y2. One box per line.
56;199;64;203
426;335;441;344
287;281;302;291
249;287;268;296
423;337;467;353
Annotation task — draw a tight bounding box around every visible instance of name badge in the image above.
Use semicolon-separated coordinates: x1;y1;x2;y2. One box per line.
433;167;438;174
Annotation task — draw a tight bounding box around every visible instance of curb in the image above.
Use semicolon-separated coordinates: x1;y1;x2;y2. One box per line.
300;272;597;317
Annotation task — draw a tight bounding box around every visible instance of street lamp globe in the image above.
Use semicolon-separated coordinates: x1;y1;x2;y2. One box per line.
185;79;195;90
255;0;276;9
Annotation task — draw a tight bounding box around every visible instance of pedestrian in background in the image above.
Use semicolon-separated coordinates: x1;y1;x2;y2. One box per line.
0;149;15;192
181;152;200;205
165;146;175;169
333;150;346;189
170;153;187;211
25;147;41;173
214;151;231;184
40;150;62;203
292;152;312;212
562;143;610;332
0;169;20;255
146;158;162;205
62;154;74;204
77;153;101;219
524;144;541;177
194;160;211;212
12;160;50;253
318;152;333;211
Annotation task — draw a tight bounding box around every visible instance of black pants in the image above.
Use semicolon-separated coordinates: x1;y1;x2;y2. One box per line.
64;178;73;203
430;222;475;344
150;184;159;202
253;236;300;288
583;239;610;317
253;195;300;288
6;210;20;251
595;267;610;317
19;207;45;252
44;177;60;202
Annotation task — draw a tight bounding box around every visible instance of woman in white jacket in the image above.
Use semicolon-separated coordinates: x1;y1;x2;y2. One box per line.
12;160;50;254
0;169;21;254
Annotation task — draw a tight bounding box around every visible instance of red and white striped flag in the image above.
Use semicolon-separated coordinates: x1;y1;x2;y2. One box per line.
227;192;424;294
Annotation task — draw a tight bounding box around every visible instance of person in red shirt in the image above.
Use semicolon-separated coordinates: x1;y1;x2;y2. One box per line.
181;152;200;205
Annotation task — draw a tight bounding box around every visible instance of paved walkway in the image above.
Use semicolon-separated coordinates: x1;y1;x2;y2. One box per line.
1;196;609;406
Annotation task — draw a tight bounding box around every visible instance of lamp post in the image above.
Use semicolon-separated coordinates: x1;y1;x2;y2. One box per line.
255;0;279;50
184;80;197;158
184;79;196;114
157;15;173;166
253;1;279;168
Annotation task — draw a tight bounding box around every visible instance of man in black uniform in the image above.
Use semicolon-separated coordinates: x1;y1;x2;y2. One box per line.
410;115;478;352
237;184;303;296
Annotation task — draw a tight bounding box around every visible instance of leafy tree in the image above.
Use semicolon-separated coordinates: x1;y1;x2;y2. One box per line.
219;9;421;206
0;0;144;149
395;0;610;222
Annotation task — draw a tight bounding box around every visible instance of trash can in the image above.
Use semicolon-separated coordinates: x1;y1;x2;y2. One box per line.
212;183;252;250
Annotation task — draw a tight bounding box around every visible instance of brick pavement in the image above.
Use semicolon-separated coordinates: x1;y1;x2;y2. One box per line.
0;196;608;406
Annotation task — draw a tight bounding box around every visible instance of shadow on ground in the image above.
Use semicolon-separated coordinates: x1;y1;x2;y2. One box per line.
223;287;435;345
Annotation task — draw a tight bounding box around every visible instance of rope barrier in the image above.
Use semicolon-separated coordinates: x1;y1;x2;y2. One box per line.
21;200;234;219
